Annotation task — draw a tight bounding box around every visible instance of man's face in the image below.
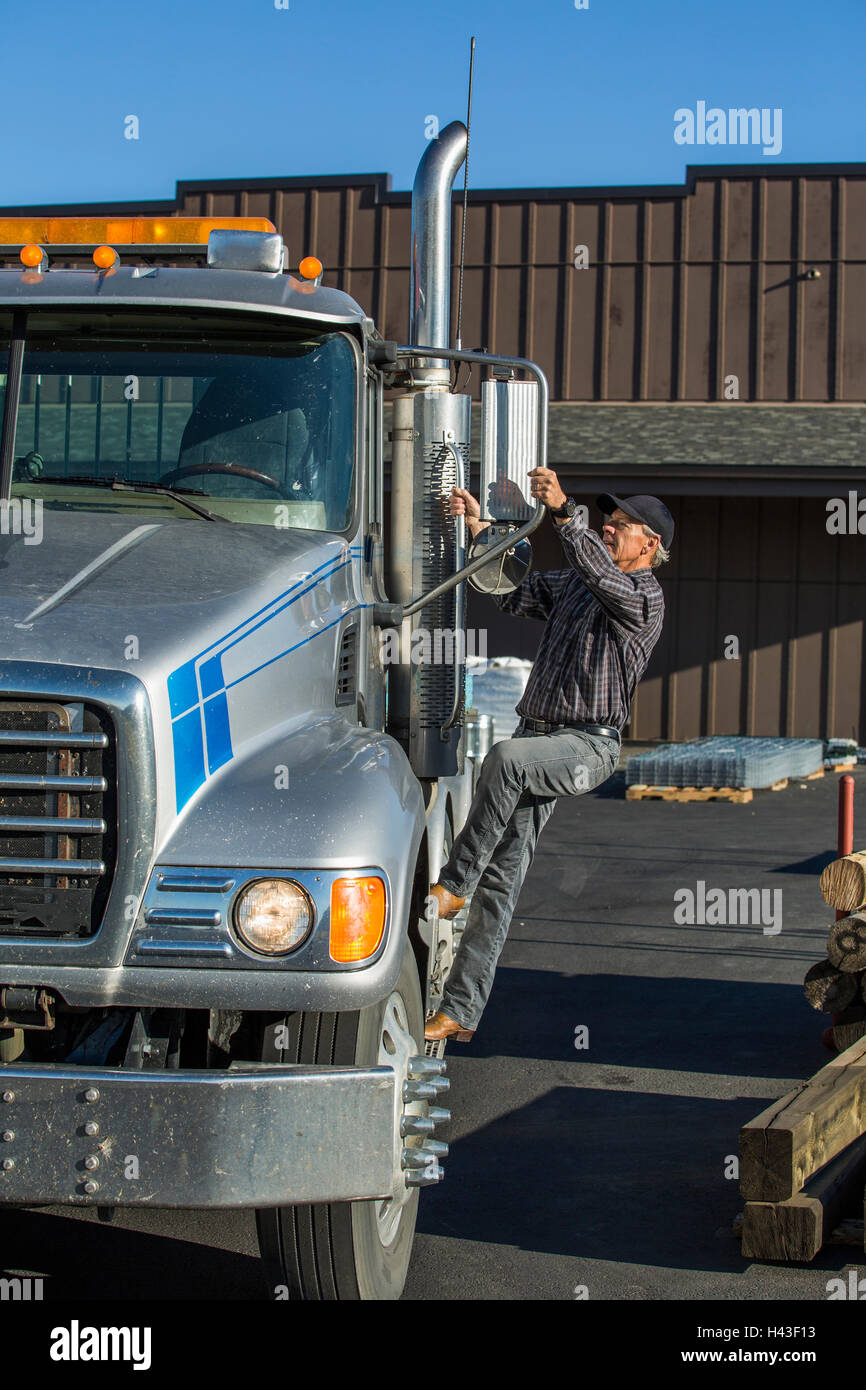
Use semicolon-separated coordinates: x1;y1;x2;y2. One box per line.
601;508;655;570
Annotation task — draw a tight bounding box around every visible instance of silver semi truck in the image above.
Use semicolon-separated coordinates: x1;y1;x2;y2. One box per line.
0;122;547;1299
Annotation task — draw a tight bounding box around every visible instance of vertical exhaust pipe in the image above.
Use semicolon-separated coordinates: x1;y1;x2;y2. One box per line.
388;120;471;778
409;120;468;383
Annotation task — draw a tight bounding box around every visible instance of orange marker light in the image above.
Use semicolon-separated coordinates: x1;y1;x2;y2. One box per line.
19;244;45;268
330;876;386;962
93;245;118;270
298;255;323;281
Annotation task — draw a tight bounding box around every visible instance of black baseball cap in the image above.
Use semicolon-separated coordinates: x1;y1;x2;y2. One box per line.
596;493;674;549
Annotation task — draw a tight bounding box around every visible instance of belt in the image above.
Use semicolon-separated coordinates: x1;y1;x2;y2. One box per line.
517;716;620;741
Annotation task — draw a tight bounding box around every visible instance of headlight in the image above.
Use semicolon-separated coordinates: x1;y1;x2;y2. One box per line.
232;879;314;956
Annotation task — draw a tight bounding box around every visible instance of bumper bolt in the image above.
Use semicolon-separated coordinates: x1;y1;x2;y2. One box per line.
401;1114;434;1137
1;1091;14;1103
403;1079;436;1101
421;1138;449;1157
1;1131;13;1143
84;1155;100;1171
84;1088;99;1104
407;1054;446;1078
401;1147;435;1169
1;1158;14;1171
83;1180;99;1195
83;1122;99;1137
403;1075;450;1101
405;1162;444;1186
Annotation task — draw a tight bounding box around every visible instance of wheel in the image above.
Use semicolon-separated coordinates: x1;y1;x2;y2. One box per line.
255;943;428;1300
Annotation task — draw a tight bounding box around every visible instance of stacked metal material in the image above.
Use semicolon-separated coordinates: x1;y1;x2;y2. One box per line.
625;736;824;789
825;737;858;768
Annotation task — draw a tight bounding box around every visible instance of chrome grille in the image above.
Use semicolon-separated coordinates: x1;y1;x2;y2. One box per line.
0;701;116;937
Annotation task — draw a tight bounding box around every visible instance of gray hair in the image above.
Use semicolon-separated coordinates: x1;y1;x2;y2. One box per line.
642;524;670;569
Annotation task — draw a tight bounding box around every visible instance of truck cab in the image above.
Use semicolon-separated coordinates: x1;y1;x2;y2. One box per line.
0;123;548;1299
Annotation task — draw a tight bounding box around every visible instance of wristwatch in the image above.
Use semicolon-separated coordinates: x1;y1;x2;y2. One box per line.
549;496;577;519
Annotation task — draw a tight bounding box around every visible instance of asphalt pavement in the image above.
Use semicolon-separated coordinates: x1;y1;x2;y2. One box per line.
3;760;863;1301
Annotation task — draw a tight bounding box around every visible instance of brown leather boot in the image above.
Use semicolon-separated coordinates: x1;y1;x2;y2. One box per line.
424;1010;475;1042
428;883;466;920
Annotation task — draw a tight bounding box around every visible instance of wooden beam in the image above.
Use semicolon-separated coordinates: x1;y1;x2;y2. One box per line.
828;913;866;972
833;1007;866;1053
734;1212;864;1246
741;1134;866;1261
821;852;866;914
803;958;859;1013
740;1035;866;1201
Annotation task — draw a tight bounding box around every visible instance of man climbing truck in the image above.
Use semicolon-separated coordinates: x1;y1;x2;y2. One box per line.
0;122;551;1300
425;478;673;1045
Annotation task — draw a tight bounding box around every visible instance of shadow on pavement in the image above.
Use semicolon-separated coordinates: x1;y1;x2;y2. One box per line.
0;1208;268;1299
457;967;830;1078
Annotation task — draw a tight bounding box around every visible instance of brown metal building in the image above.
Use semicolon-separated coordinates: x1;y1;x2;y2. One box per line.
4;162;864;740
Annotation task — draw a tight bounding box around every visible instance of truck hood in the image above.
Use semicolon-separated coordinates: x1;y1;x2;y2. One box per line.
0;510;363;822
0;510;358;672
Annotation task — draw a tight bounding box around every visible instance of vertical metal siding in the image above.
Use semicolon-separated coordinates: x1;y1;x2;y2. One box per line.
6;164;863;402
468;494;865;742
174;168;861;404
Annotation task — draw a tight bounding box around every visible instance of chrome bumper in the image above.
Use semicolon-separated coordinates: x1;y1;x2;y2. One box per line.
0;1063;395;1207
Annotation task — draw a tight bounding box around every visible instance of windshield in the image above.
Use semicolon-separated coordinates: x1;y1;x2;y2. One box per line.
3;311;357;530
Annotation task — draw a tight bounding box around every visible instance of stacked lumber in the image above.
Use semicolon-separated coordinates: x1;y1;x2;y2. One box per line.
802;851;866;1051
738;849;866;1262
738;1035;866;1260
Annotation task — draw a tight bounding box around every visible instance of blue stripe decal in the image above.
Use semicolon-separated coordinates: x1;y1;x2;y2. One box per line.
203;693;233;775
207;560;353;666
167;545;364;811
181;549;361;669
225;605;362;690
168;661;199;720
172;708;207;813
199;653;224;701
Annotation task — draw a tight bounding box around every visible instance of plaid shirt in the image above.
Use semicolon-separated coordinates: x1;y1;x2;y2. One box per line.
495;517;665;732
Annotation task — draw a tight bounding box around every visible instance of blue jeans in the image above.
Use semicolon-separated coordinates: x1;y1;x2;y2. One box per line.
437;723;620;1030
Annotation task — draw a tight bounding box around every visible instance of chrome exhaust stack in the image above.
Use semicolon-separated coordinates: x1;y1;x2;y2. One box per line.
387;122;471;778
409;121;468;386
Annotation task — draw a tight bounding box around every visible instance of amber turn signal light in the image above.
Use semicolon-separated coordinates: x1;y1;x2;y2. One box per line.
92;245;119;270
298;255;323;281
330;876;386;962
19;244;45;268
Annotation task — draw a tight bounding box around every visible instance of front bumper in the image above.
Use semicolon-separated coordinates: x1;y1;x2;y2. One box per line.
0;1062;395;1207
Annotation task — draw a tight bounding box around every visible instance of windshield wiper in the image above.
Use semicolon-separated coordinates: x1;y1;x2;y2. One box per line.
32;475;227;523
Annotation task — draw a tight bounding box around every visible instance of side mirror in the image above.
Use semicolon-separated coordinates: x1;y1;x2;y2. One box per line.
466;376;538;594
467;524;533;595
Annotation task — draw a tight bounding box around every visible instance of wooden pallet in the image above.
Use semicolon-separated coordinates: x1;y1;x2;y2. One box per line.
625;775;806;804
626;783;755;804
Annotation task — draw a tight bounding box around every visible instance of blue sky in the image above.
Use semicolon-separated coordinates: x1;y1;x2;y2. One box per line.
1;0;863;207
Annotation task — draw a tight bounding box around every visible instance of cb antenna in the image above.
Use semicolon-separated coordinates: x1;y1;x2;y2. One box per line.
454;34;475;353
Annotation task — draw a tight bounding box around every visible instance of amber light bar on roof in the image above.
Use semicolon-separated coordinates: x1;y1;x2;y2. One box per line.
0;216;276;245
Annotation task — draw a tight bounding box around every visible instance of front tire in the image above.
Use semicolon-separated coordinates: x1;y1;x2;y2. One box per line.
255;943;425;1300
